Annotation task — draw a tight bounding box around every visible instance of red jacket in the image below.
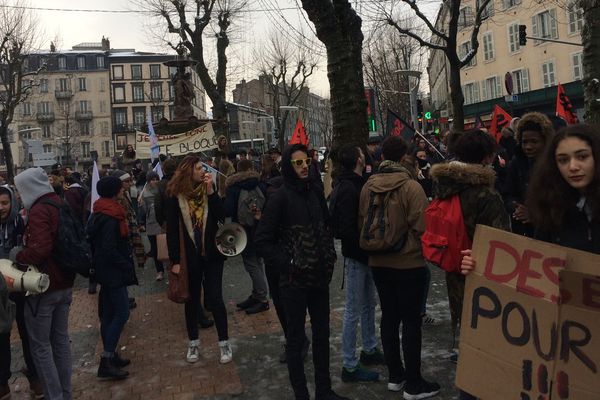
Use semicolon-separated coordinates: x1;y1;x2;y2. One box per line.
16;192;75;291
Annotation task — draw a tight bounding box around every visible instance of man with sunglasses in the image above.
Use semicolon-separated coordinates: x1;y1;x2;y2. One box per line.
256;144;350;400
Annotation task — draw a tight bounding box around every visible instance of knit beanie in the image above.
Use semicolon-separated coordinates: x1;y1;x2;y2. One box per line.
111;170;131;181
97;176;123;198
14;168;54;210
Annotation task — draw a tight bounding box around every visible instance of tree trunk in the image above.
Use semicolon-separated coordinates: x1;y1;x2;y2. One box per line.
447;54;465;132
301;1;368;149
0;125;15;182
582;0;600;125
211;98;228;138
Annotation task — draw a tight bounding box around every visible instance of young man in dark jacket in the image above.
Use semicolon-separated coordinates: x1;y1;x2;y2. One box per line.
256;144;349;400
14;167;76;400
87;176;137;380
225;159;269;315
330;144;383;383
0;185;43;399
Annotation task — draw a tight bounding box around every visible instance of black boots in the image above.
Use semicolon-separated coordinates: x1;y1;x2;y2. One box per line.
98;356;129;380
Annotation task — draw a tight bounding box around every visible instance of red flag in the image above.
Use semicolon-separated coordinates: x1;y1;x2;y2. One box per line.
556;83;579;124
490;105;512;143
289;119;309;145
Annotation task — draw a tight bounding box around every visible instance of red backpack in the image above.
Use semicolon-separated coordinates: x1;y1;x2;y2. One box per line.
421;195;472;273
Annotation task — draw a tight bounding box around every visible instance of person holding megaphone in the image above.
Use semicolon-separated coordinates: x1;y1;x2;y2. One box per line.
0;184;44;400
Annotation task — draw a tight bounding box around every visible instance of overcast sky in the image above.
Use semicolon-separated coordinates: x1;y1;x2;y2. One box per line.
28;0;440;101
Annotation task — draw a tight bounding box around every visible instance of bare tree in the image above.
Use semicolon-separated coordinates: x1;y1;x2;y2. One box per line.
257;33;317;149
299;0;369;148
138;0;248;137
0;1;43;181
380;0;492;132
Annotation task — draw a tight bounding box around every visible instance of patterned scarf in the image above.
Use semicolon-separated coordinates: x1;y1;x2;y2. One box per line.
188;183;207;233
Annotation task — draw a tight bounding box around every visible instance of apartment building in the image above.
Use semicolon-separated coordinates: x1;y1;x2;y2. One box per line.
108;50;207;155
428;0;584;126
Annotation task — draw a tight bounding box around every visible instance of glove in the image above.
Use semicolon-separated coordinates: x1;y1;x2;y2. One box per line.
8;246;22;263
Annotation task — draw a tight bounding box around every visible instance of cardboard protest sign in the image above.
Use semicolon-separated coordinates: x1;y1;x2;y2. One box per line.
135;122;218;158
456;226;600;399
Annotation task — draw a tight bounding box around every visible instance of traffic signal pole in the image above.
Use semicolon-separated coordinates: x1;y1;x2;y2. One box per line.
525;36;583;46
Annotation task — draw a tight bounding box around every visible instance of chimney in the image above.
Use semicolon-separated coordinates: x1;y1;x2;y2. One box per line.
101;36;110;51
50;41;56;53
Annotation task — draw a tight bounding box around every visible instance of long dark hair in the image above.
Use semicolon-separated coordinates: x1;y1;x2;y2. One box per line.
527;124;600;231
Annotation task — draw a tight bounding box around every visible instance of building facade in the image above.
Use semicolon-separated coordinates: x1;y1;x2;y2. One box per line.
428;0;584;128
226;102;272;145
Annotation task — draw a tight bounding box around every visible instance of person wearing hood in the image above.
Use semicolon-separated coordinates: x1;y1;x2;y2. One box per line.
255;144;347;400
87;176;136;380
0;185;43;400
12;167;75;400
358;136;440;400
429;130;509;400
140;171;165;281
225;159;269;315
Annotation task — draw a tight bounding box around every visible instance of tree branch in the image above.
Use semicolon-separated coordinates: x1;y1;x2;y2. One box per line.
387;18;447;51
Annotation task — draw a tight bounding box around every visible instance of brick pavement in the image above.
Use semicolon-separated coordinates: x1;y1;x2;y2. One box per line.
7;249;461;400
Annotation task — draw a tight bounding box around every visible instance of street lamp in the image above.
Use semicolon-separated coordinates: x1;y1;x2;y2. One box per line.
394;69;422;133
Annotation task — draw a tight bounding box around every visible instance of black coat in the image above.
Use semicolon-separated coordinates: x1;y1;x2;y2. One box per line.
502;154;535;237
331;171;368;264
87;213;136;288
536;204;600;255
165;192;226;266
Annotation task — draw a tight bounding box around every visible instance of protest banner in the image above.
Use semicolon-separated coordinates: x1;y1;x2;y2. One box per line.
456;226;600;399
135;122;218;158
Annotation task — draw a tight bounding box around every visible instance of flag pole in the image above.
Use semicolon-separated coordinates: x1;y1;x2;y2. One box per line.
414;131;446;160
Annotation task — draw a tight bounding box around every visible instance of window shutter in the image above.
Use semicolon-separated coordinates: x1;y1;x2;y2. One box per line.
495;76;502;97
532;15;539;45
522;69;530;92
482;80;488;100
550;9;558;39
474;82;480;102
502;0;508;10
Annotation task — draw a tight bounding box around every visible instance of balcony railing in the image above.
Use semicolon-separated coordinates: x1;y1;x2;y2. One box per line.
36;112;55;122
55;90;73;99
113;124;136;133
75;111;93;120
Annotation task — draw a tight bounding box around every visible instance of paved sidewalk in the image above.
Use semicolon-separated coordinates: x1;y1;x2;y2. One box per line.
8;245;460;400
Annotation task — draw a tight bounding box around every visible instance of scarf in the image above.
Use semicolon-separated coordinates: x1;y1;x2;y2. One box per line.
188;183;207;232
94;198;129;237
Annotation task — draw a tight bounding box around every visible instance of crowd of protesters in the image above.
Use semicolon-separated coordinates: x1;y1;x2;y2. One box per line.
1;115;599;400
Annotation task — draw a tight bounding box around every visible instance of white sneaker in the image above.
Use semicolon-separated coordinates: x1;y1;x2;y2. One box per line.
186;340;199;363
219;340;233;364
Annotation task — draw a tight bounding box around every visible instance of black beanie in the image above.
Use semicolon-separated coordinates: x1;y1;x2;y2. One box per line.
97;176;123;198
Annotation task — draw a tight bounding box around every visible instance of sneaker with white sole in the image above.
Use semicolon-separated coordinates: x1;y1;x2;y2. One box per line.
403;378;440;400
219;340;233;364
186;340;200;363
388;380;406;392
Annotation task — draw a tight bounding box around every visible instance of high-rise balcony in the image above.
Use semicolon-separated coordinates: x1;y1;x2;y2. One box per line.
55;90;73;99
36;112;55;122
75;111;93;120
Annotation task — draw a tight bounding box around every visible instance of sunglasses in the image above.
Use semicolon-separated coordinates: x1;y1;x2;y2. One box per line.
290;158;312;167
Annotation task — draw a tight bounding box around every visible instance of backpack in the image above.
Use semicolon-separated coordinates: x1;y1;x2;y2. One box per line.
421;195;472;273
328;180;351;240
237;187;266;227
0;274;16;333
42;200;93;277
359;185;408;254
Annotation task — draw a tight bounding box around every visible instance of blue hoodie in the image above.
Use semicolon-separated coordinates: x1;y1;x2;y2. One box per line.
0;185;25;259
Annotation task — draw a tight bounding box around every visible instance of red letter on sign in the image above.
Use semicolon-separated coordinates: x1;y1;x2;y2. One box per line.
484;241;521;284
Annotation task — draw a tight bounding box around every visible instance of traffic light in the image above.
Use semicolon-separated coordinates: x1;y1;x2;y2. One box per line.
417;99;423;118
518;25;527;46
424;111;432;120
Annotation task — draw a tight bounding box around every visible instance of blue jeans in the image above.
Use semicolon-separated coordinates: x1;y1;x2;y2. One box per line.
99;286;130;354
25;288;72;400
342;257;378;369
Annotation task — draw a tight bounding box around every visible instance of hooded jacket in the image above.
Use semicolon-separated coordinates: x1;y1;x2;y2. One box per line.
502;153;535;237
358;161;429;269
0;186;25;259
14;168;75;291
255;146;335;289
224;170;261;224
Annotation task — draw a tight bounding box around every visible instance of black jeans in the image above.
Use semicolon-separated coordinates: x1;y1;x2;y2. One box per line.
185;259;228;341
281;285;331;400
147;234;164;273
265;264;287;337
0;293;38;386
372;266;426;385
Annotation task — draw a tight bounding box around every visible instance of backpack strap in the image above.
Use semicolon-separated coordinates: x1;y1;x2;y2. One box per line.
363;190;377;241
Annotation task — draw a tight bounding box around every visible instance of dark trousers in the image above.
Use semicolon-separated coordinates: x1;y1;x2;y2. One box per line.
372;266;426;385
281;286;331;400
147;234;164;273
99;286;130;354
185;259;228;341
265;264;287;337
0;293;38;386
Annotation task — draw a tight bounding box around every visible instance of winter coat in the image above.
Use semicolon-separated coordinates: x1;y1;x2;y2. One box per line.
430;161;510;241
358;162;429;270
165;192;226;266
140;187;162;236
331;171;368;265
499;136;518;161
154;174;172;227
16;192;75;291
224;170;261;224
502;154;535;237
87;213;136;288
0;186;25;259
63;184;88;224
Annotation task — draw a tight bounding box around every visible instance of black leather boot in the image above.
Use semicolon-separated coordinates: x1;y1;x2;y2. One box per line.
97;357;129;380
113;352;131;368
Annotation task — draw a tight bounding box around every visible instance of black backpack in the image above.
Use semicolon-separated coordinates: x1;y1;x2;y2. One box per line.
328;180;352;240
42;200;93;277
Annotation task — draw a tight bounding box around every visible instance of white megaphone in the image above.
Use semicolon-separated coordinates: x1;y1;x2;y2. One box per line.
215;223;248;257
0;259;50;294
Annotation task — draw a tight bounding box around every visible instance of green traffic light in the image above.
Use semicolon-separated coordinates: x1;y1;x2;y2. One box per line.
424;111;431;120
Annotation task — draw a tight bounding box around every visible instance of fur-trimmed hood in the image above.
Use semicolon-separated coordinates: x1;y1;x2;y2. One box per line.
430;161;496;199
225;170;260;189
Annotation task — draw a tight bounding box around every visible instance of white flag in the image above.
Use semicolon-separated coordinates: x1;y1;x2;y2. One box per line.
91;160;100;212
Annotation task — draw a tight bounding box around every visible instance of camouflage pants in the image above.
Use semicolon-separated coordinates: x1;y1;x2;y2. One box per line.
445;271;465;341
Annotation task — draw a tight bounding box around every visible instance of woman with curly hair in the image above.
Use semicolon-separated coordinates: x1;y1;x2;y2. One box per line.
165;155;232;364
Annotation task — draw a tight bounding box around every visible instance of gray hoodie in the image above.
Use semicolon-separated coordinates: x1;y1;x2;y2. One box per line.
14;168;54;210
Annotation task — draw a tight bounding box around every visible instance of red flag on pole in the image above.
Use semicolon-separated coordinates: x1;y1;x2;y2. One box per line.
289;119;309;145
556;82;579;124
489;105;512;143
